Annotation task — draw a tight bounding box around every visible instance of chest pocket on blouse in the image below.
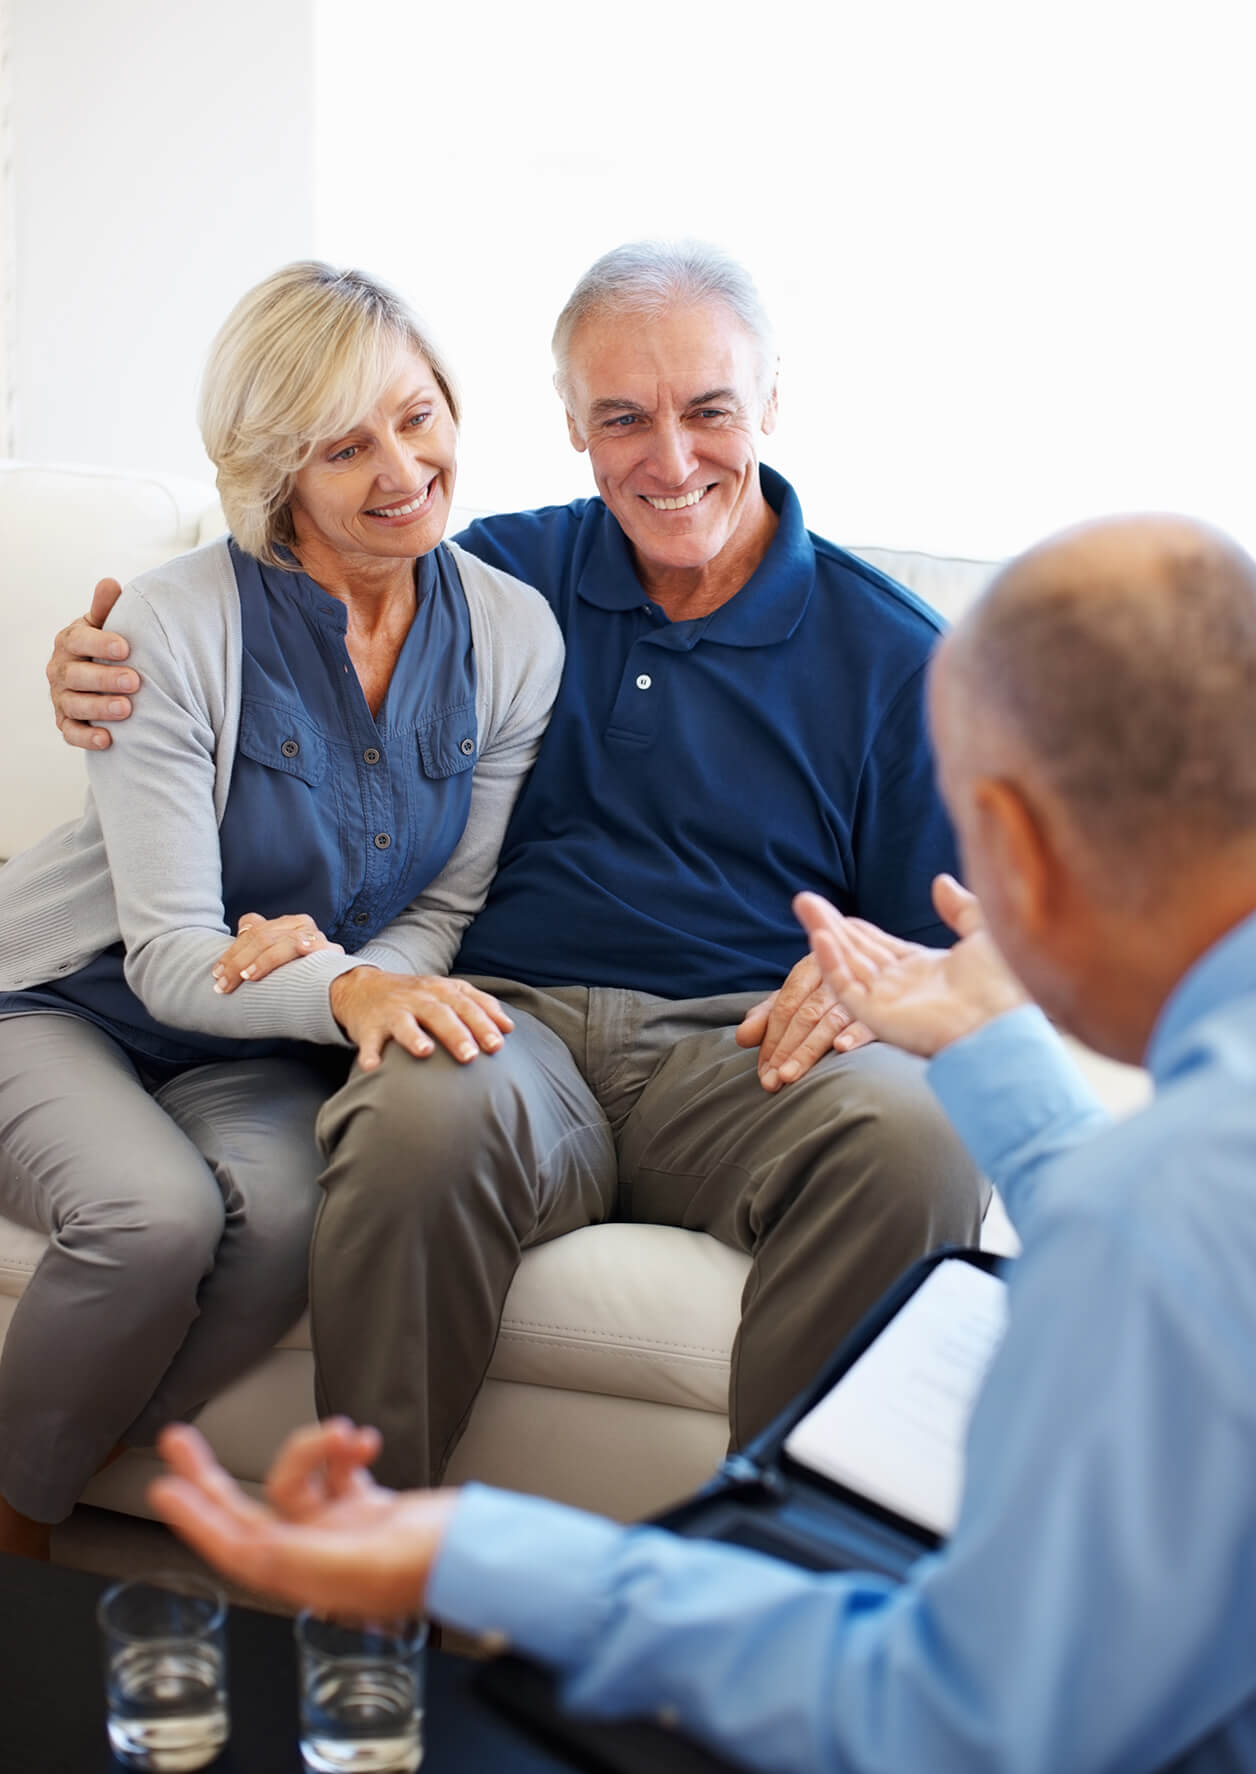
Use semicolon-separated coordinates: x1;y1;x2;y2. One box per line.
417;703;478;779
236;702;329;788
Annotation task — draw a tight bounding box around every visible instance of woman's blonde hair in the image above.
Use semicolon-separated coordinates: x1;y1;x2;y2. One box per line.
198;262;460;566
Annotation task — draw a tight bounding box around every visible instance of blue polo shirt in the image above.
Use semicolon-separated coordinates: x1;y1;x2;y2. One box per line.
452;467;958;999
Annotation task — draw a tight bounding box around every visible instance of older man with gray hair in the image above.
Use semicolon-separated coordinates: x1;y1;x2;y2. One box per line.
46;241;985;1486
153;513;1256;1774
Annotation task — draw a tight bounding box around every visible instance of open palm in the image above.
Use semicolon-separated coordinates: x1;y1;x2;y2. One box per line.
150;1423;457;1624
793;875;1029;1058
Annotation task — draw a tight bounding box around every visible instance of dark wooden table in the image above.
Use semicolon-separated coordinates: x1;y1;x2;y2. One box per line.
0;1552;588;1773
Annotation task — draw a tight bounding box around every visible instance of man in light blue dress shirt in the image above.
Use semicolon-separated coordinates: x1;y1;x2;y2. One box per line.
150;513;1256;1773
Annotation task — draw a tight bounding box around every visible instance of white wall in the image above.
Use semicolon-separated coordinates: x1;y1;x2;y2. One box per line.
0;0;14;455
315;0;1256;560
9;0;316;483
7;1;1253;557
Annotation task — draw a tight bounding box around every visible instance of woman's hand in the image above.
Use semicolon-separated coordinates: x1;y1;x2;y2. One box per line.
151;1422;457;1624
328;969;514;1070
793;874;1030;1058
212;912;344;993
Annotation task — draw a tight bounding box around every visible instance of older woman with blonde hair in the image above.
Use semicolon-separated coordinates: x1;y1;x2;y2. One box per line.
0;262;562;1557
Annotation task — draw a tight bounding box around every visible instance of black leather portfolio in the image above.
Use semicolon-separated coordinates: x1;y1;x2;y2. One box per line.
478;1245;1010;1774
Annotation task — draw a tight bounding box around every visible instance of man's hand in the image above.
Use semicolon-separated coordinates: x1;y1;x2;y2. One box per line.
212;912;345;993
47;576;136;750
150;1422;458;1623
329;970;515;1071
793;874;1029;1059
735;952;874;1092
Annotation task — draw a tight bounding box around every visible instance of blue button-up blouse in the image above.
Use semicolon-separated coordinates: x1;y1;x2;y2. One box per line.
0;542;477;1067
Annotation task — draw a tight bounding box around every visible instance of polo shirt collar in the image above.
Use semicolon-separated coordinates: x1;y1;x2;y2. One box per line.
575;465;817;647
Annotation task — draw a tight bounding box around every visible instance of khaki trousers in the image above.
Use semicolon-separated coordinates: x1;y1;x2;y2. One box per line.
310;979;987;1488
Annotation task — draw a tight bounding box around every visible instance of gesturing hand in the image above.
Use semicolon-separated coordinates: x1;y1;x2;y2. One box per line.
150;1422;457;1623
735;953;874;1093
212;912;345;993
329;969;514;1071
793;874;1030;1059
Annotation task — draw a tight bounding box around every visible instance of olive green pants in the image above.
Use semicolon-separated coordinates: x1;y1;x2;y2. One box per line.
309;979;987;1488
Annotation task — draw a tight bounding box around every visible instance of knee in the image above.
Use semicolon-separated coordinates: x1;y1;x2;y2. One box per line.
316;1044;520;1222
835;1045;949;1143
62;1183;224;1290
819;1048;987;1226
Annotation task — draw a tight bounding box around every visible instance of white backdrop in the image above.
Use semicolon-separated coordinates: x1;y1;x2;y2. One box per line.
314;0;1255;559
0;0;13;458
7;0;316;483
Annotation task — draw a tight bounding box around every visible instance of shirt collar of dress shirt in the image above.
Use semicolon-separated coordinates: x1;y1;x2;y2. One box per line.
1145;903;1256;1081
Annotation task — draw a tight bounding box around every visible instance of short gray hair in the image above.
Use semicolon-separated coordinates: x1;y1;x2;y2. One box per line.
198;261;460;567
951;517;1256;880
551;240;776;402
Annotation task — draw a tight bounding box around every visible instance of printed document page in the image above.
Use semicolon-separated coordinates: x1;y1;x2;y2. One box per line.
783;1258;1010;1538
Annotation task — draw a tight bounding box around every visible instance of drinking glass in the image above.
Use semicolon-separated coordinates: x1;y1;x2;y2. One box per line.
97;1572;229;1771
296;1612;428;1772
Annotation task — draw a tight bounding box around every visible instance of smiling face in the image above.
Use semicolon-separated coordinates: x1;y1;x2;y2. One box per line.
288;340;457;579
561;299;778;584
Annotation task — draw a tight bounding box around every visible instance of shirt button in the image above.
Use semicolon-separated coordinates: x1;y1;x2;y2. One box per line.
363;747;381;765
635;673;652;690
459;737;475;756
280;739;300;758
374;832;392;850
353;912;369;926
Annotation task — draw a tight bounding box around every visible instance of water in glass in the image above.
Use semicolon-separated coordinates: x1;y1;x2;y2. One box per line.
106;1635;228;1771
295;1611;427;1773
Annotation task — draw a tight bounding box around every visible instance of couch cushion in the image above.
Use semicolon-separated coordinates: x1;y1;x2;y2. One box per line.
0;459;223;858
849;544;996;625
0;1212;748;1415
489;1223;748;1412
0;1215;43;1293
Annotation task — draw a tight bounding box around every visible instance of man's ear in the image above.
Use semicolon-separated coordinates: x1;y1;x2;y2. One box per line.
971;776;1056;939
553;373;589;454
760;366;780;436
561;399;588;454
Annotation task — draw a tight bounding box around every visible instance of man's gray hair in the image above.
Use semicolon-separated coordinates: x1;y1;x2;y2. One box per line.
952;518;1256;878
551;240;776;401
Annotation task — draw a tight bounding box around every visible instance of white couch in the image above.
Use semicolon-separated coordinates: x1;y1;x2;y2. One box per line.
0;459;1150;1526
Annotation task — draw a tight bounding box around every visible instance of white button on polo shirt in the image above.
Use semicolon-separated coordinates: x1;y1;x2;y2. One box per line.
635;673;652;690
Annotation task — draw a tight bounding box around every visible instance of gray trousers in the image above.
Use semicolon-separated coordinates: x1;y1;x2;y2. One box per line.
0;1013;341;1523
310;979;988;1488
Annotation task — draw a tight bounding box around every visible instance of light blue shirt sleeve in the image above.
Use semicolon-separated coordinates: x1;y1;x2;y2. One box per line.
426;1007;1256;1774
926;1005;1110;1235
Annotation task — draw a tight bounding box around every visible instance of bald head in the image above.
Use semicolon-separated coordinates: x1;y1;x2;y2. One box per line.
941;516;1256;892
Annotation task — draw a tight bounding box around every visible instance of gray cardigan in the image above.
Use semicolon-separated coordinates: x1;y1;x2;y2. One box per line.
0;539;563;1046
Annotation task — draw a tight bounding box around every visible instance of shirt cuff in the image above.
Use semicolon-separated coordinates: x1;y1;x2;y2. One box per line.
926;1005;1104;1184
425;1485;625;1667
